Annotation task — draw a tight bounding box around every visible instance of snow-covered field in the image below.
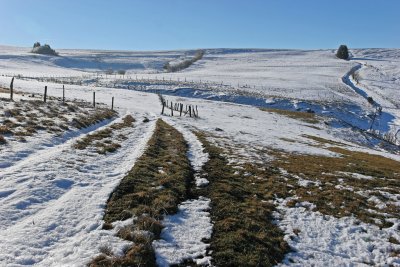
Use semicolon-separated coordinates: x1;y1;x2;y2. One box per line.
0;45;399;266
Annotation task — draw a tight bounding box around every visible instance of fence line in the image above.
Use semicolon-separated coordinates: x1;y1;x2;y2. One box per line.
158;94;199;118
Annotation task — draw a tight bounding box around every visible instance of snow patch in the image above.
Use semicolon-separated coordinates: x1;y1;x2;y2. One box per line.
274;198;400;266
153;197;212;266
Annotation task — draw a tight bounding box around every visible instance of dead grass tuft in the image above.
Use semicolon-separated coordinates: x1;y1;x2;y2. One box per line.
72;109;116;129
110;115;135;130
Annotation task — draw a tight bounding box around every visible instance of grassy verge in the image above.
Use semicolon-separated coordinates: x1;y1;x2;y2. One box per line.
89;119;192;266
195;132;290;266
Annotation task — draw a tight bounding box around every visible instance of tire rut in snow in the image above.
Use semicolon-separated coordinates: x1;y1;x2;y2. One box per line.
90;119;193;266
0;115;144;231
0;115;156;266
152;121;212;266
195;132;290;266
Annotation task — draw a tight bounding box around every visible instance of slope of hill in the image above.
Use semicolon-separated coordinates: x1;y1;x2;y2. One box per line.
0;46;399;266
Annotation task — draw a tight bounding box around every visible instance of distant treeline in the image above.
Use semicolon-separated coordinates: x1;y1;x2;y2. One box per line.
164;50;204;72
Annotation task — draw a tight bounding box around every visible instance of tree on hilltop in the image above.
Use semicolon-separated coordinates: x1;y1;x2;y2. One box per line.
336;45;349;60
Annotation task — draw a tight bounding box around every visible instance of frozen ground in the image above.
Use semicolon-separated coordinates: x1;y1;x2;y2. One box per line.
2;46;399;137
0;45;399;266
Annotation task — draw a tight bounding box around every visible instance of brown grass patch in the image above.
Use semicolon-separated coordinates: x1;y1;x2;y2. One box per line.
72;109;116;129
1;99;117;145
74;115;134;154
260;108;320;124
110;115;135;130
303;134;346;146
270;145;400;227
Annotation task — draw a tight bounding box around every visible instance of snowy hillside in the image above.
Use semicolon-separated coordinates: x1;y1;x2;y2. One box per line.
0;45;399;266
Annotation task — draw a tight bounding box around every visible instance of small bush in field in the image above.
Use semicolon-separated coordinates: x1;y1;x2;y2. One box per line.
31;43;58;56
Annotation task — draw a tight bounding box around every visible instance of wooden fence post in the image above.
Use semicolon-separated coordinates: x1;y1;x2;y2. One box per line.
44;86;47;103
171;102;173;116
179;103;183;116
196;105;198;117
111;96;114;111
93;92;96;107
189;106;192;117
62;84;65;103
192;106;196;117
161;100;165;115
10;77;14;101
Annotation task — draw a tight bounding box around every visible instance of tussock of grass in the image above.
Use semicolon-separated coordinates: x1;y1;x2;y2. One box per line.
97;142;121;154
74;128;113;150
89;119;192;266
260;107;320;124
195;132;290;266
110;115;135;130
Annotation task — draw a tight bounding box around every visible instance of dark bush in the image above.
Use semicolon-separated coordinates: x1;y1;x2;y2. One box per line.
336;45;349;60
31;43;58;56
367;96;374;104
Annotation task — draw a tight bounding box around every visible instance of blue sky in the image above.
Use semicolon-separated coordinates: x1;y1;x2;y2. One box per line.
0;0;399;50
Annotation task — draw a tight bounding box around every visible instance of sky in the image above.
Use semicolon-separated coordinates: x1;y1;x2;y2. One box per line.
0;0;399;51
